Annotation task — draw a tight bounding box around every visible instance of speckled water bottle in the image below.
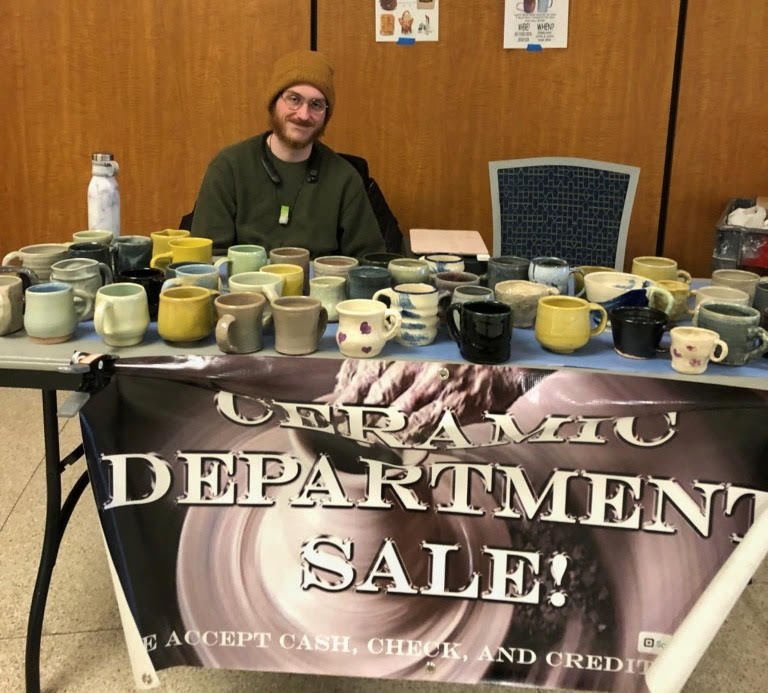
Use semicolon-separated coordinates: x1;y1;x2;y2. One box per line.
87;152;120;238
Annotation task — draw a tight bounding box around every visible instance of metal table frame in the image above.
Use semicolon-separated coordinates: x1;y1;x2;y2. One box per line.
0;356;115;693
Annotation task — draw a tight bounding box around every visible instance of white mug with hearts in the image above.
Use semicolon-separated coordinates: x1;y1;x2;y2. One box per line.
335;299;401;358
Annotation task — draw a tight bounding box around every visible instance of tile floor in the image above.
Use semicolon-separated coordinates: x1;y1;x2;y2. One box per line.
0;386;767;693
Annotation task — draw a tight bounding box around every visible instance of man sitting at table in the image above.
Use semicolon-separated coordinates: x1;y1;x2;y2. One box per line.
190;50;385;259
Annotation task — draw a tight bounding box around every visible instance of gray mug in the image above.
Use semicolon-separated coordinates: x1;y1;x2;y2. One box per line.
487;256;530;290
346;266;392;299
694;302;768;366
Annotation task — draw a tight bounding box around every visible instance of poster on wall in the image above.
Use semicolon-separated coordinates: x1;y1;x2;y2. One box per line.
504;0;570;49
375;0;439;42
82;356;768;690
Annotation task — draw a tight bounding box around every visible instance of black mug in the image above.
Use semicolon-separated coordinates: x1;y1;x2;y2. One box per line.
68;241;112;266
448;300;512;364
113;235;153;274
609;306;668;359
118;267;164;320
346;266;391;299
360;252;403;268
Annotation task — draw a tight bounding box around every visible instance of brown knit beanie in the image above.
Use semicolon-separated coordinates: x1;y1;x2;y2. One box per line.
266;50;335;118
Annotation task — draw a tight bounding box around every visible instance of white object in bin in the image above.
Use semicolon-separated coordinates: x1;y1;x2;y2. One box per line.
88;152;120;238
727;204;766;229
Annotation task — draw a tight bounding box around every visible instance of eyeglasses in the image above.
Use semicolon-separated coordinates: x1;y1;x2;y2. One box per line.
280;90;328;115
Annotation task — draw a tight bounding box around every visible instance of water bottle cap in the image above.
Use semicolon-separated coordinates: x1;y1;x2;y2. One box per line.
91;152;114;162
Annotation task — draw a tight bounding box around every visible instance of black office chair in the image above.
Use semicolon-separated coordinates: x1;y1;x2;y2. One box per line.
179;153;403;253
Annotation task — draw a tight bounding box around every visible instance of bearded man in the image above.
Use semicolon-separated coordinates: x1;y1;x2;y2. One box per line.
190;50;384;258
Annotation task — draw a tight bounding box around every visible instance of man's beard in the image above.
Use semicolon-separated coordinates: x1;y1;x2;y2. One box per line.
269;111;327;150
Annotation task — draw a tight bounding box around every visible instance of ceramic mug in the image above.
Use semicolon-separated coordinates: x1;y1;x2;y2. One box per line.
24;282;92;343
260;263;304;296
387;258;430;284
67;241;112;266
448;286;494;329
650;279;692;322
270;247;310;293
632;256;692;284
346;266;392;300
448;300;513;364
419;253;464;275
271;296;328;355
609;306;668;359
689;284;750;318
487;256;530;290
494;280;559;328
711;269;761;302
2;243;71;282
335;298;401;358
94;283;150;347
112;235;153;274
118;268;165;320
373;283;439;347
529;256;585;296
0;265;39;291
0;275;24;336
534;295;608;354
72;229;114;245
754;280;768;314
213;244;268;280
669;327;728;375
313;255;359;279
160;263;219;292
583;271;674;314
214;292;266;354
229;271;284;326
693;302;768;365
361;252;403;268
573;265;616;296
157;286;218;344
50;257;113;321
150;229;190;264
309;276;347;322
150;237;213;270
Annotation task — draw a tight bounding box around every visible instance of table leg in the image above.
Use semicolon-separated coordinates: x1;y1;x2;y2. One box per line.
25;390;89;693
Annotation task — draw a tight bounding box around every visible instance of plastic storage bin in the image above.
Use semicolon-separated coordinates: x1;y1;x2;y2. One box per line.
712;198;768;275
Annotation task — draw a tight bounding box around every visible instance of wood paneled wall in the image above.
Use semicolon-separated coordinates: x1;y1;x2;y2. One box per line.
0;0;308;256
664;0;768;277
318;1;681;265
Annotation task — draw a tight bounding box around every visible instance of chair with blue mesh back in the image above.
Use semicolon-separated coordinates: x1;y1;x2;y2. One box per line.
488;157;640;269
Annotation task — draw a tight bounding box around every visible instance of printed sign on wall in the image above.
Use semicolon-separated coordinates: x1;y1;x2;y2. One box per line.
376;0;439;42
504;0;569;49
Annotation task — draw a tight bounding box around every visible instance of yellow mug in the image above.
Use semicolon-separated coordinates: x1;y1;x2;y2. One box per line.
534;295;608;354
631;256;691;283
150;229;190;264
260;263;304;296
157;285;218;343
151;237;212;270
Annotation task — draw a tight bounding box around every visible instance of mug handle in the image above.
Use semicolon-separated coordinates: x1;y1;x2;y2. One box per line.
686;289;699;315
447;303;462;342
372;287;396;307
215;314;236;353
588;303;608;336
73;288;94;322
213;257;232;289
677;269;692;283
570;269;585;297
150;250;172;270
382;308;402;341
316;307;328;341
710;338;729;363
0;293;11;334
745;326;768;360
161;278;183;292
647;286;674;314
97;261;113;285
93;297;113;335
1;251;22;266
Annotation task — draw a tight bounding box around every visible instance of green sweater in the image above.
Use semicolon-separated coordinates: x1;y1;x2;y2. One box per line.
190;133;385;258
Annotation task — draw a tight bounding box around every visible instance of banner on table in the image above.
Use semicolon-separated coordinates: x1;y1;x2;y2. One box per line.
81;356;768;691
